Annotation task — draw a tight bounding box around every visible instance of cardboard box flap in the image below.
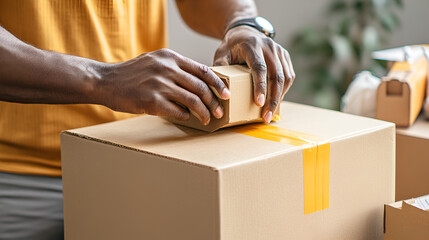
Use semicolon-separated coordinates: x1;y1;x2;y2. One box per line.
64;102;394;170
210;65;251;79
384;195;429;240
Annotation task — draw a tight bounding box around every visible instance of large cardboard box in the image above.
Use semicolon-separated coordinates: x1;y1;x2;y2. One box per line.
167;65;279;132
396;114;429;201
383;195;429;240
61;102;395;240
376;57;428;127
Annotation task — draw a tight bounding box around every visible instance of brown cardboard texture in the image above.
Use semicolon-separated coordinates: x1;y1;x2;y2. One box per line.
376;57;428;127
383;195;429;240
61;102;394;240
396;114;429;201
166;65;279;132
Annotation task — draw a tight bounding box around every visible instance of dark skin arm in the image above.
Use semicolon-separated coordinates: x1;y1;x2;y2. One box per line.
176;0;295;123
0;26;230;125
1;0;294;124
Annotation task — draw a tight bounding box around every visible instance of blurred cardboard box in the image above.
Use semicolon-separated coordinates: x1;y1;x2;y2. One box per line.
167;65;279;132
61;102;394;240
396;114;429;201
383;195;429;240
376;57;428;127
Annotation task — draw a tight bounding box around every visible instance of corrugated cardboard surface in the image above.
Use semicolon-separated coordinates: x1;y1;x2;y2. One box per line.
61;102;395;240
61;136;220;239
396;115;429;201
384;197;429;240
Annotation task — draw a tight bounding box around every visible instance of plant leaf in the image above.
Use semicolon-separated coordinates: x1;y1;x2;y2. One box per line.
329;0;348;13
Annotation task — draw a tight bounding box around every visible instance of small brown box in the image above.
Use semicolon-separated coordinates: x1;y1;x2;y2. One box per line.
166;65;279;132
376;57;428;127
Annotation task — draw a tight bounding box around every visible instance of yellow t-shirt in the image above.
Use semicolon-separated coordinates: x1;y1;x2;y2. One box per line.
0;0;167;176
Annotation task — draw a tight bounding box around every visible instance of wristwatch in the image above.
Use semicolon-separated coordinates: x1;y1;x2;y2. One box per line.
226;16;275;39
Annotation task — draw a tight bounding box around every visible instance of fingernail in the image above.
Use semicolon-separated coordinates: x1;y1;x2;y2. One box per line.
190;109;203;123
264;111;273;123
257;94;265;107
214;106;224;119
203;118;210;126
221;88;231;99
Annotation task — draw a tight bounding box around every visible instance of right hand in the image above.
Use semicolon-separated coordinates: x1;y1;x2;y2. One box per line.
97;49;231;125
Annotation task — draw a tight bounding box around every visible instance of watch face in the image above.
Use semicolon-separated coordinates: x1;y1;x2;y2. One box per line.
255;16;274;33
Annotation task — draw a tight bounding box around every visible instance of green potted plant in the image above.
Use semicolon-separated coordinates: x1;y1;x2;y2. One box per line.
288;0;403;109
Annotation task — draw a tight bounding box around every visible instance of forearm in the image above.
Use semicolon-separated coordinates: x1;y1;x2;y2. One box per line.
175;0;257;39
0;26;105;104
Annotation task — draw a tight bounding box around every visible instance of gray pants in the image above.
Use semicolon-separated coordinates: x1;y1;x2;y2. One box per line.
0;171;64;240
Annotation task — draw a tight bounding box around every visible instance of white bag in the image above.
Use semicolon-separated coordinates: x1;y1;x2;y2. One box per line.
341;71;381;118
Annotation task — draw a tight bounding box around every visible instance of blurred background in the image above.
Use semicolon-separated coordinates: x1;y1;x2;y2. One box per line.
167;0;429;110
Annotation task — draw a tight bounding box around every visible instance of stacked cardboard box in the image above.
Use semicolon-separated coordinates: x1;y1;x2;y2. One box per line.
384;195;429;240
61;102;394;240
376;57;428;127
396;114;429;201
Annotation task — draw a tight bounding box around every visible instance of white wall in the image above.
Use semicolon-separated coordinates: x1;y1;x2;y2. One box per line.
389;0;429;47
167;0;429;65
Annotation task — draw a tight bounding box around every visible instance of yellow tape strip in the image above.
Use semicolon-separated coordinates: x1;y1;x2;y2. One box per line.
303;142;330;214
231;124;330;215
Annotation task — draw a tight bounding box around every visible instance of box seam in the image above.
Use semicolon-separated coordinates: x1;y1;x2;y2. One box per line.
218;123;394;170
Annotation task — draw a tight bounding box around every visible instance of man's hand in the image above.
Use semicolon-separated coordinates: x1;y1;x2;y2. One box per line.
0;24;230;126
99;49;231;125
174;0;294;123
213;26;295;123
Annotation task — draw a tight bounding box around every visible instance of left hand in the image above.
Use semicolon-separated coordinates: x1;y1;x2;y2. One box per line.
214;26;295;123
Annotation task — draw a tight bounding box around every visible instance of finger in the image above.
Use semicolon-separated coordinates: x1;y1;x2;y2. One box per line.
280;49;295;98
160;100;190;121
239;43;267;107
168;85;211;125
262;50;285;123
174;69;224;119
213;48;230;66
213;56;229;66
177;56;230;100
284;49;296;83
144;95;190;121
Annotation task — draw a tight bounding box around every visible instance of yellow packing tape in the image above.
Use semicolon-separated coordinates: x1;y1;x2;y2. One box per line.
303;142;330;214
231;123;330;215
